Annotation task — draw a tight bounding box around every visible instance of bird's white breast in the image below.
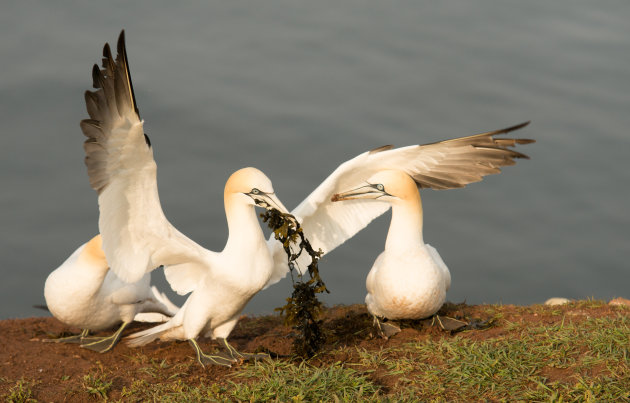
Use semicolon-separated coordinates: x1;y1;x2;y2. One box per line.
365;244;449;320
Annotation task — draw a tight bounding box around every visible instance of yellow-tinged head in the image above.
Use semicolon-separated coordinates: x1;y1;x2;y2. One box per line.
332;169;421;205
224;167;289;213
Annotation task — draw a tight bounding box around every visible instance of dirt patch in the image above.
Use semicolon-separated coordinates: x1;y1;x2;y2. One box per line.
0;302;626;401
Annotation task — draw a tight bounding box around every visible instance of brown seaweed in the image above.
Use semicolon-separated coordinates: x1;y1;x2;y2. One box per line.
260;209;328;358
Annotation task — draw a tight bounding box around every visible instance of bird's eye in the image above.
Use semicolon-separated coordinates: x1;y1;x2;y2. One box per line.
251;188;261;195
376;184;385;191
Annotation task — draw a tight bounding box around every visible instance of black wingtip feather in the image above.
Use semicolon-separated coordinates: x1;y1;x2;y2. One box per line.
502;121;531;134
116;29;140;119
369;145;394;154
91;64;101;88
103;42;112;59
102;43;115;73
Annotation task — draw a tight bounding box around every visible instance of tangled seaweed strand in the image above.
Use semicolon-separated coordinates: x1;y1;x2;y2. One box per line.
260;209;328;358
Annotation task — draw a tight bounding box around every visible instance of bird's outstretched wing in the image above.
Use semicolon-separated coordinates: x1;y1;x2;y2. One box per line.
81;30;208;290
266;122;533;286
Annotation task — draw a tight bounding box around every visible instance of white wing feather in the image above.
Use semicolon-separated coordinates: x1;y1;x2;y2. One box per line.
81;31;209;287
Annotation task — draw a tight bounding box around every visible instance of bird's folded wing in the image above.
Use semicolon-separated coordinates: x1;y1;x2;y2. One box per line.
266;122;533;286
81;31;207;285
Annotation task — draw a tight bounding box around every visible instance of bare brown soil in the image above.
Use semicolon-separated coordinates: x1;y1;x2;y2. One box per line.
0;302;624;401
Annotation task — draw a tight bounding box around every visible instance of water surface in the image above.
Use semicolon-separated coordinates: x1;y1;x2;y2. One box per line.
1;1;629;319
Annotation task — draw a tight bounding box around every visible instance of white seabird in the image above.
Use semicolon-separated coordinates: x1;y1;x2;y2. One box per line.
80;32;289;366
291;130;534;336
43;234;179;352
264;123;533;290
331;170;450;331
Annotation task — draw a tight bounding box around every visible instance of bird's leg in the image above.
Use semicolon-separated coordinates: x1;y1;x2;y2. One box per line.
217;338;270;362
80;322;129;353
373;315;401;339
43;328;90;344
188;339;235;368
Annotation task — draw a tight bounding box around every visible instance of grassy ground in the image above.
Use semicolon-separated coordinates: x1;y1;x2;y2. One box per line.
1;300;629;402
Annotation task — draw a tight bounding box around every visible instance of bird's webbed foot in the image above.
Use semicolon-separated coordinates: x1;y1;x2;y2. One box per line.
373;316;401;339
189;339;235;368
43;328;90;344
80;322;129;353
432;315;467;332
218;338;270;362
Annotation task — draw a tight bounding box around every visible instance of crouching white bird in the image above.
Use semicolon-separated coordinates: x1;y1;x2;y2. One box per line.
260;124;533;336
331;170;451;333
43;234;179;352
264;121;533;293
306;133;533;336
80;31;289;366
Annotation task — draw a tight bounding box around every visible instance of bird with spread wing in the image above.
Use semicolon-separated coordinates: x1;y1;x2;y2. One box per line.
81;31;289;366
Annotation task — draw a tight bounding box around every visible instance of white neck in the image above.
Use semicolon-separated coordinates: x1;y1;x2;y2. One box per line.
385;196;424;252
223;195;265;252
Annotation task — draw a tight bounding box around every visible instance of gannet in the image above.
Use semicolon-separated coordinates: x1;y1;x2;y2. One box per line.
278;129;534;336
80;32;289;366
43;234;179;352
260;124;533;336
331;170;450;332
264;123;534;289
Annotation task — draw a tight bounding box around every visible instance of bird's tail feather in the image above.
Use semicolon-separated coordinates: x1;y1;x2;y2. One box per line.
132;286;180;324
133;312;170;323
149;285;180;316
32;304;49;312
125;321;172;347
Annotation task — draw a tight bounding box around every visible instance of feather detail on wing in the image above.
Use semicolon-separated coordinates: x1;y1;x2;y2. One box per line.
265;121;533;287
80;31;208;286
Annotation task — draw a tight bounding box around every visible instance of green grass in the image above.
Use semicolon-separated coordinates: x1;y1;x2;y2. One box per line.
228;360;380;402
3;378;38;403
118;360;380;402
368;314;630;401
112;314;629;401
82;373;113;399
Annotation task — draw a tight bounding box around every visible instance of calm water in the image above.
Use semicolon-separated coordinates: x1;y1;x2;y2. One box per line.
1;1;629;319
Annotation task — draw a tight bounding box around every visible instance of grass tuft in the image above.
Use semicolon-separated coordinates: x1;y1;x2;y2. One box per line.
3;378;38;403
82;373;112;399
228;360;381;402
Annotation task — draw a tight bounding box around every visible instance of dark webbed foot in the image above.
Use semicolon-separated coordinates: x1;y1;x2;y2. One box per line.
80;322;129;353
432;315;467;332
373;316;401;339
218;338;270;362
43;328;90;344
189;339;236;368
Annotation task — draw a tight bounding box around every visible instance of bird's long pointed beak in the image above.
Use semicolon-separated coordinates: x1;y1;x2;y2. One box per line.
258;193;290;214
331;185;384;202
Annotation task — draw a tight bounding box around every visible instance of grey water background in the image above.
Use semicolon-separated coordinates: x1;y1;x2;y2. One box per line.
1;1;628;320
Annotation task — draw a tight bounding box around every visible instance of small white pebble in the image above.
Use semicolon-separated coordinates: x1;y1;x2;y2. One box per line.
544;297;571;306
